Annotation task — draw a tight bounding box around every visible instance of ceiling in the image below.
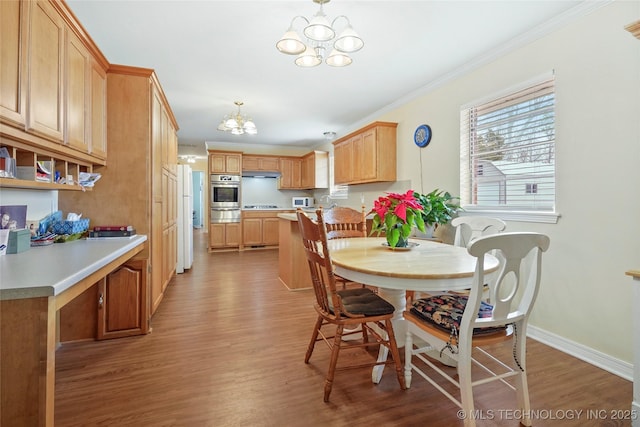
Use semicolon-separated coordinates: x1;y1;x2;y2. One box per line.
66;0;590;157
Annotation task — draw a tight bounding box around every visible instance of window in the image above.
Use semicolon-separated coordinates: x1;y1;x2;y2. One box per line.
525;183;538;194
460;74;558;223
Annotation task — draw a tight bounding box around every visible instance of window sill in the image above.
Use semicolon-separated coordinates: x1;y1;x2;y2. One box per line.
458;208;560;224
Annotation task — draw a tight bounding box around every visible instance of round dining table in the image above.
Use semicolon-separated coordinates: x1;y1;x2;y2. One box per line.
327;236;500;383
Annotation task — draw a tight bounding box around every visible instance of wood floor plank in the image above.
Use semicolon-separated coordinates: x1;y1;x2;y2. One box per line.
54;230;633;426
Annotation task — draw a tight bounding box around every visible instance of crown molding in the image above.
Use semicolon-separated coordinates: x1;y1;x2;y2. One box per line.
349;1;614;133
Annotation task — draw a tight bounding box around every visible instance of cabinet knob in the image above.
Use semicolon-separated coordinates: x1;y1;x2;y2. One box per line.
98;293;104;308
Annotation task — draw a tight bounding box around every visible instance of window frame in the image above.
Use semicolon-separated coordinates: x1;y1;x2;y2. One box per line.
459;73;560;224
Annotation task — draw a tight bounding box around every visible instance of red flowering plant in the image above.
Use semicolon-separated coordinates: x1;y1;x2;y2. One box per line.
369;190;426;248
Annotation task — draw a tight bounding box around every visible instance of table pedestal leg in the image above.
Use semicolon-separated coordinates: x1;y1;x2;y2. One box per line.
372;288;406;384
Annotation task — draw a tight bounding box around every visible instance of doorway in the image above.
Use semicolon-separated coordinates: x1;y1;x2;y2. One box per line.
192;171;204;228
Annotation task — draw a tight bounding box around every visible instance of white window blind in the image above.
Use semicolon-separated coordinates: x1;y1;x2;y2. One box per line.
460;76;556;214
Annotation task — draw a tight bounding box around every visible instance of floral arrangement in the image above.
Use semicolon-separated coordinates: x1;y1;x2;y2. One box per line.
369;190;426;247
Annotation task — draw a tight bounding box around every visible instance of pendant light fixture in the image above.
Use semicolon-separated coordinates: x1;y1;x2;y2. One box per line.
276;0;364;68
216;101;257;135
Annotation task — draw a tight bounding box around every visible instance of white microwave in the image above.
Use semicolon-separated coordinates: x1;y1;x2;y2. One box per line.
292;197;314;208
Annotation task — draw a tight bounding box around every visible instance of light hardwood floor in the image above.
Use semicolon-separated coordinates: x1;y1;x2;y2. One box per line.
55;229;633;426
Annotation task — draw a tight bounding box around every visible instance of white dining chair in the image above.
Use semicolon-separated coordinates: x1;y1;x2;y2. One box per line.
404;232;550;427
450;216;507;301
452;216;507;248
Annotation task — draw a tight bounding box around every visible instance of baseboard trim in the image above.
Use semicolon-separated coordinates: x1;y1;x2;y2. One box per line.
528;325;633;382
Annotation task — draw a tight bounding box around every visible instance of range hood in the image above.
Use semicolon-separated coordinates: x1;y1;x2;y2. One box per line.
242;171;281;178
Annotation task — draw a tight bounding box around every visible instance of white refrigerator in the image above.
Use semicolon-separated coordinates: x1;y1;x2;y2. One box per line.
176;164;193;273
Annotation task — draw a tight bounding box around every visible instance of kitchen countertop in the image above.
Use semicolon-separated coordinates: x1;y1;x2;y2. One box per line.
0;234;147;300
242;207;295;211
278;212;299;221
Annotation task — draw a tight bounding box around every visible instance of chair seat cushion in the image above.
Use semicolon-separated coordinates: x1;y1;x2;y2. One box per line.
410;295;505;335
336;288;395;317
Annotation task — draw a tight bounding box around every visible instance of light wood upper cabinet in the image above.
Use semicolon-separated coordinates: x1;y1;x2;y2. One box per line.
278;157;302;189
243;155;280;172
209;151;242;174
89;59;107;159
1;0;109;184
332;121;397;185
65;28;89;152
301;150;328;190
278;152;327;190
27;0;65;142
333;136;354;184
0;0;29;128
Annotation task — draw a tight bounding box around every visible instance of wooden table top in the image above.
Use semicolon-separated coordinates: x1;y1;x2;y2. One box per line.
328;237;499;281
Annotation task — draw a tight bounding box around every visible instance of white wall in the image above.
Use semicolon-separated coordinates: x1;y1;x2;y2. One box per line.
338;1;640;372
241;177;311;207
0;188;58;221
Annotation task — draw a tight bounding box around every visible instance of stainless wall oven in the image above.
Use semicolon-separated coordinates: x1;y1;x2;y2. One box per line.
211;174;241;223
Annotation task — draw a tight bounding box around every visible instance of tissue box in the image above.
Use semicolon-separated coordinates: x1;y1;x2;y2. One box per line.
52;218;90;235
7;229;30;254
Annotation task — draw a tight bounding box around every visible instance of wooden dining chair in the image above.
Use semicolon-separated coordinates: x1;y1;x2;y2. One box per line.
322;205;367;240
296;208;406;402
404;232;550;427
321;205;368;290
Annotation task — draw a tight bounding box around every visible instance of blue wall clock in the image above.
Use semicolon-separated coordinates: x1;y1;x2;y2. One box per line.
414;124;432;148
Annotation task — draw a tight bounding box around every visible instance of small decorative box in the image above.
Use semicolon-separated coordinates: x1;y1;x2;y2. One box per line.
51;218;90;235
7;229;31;254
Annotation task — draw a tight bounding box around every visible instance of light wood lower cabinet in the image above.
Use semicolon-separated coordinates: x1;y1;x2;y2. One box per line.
97;258;149;340
59;258;149;342
242;211;284;248
209;223;241;250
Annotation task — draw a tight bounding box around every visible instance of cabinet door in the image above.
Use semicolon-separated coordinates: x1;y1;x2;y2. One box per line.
359;128;378;181
291;158;302;189
27;0;65;142
301;154;313;189
225;154;242;174
261;157;279;171
263;217;280;245
242;155;260;171
162;170;170;229
0;0;29;127
243;218;263;245
278;158;292;189
209;153;241;174
65;29;89;153
97;258;149;340
209;223;226;248
161;108;170;168
89;60;107;159
225;223;241;246
334;137;354;184
209;154;225;173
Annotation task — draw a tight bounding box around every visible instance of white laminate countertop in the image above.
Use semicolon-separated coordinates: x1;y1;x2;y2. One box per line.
277;213;300;221
0;235;147;300
242;208;295;212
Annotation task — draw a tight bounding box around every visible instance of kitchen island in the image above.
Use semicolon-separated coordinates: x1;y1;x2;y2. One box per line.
278;212;312;290
0;235;147;427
